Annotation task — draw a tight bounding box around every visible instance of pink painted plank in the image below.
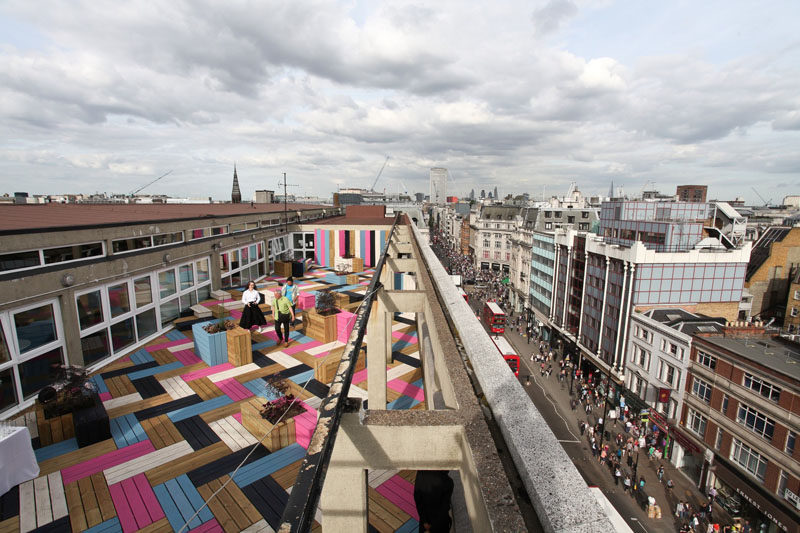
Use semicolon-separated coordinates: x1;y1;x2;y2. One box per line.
61;440;155;485
216;378;253;402
119;355;132;363
99;392;113;402
108;481;139;533
188;518;224;533
283;340;323;356
376;475;419;520
132;472;165;522
230;309;243;319
121;477;151;529
181;363;235;382
352;367;368;384
146;338;193;352
388;379;425;402
232;413;243;424
173;349;202;366
391;331;418;343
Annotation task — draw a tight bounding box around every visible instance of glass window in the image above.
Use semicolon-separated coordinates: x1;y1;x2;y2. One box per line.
160;299;179;327
293;233;304;248
687;408;707;438
241;246;249;265
19;347;64;398
196;285;211;303
135;309;158;340
107;284;130;318
77;290;104;330
179;265;194;291
786;431;796;455
737;403;775;440
14;304;57;354
110;318;135;352
158;270;176;299
697;351;717;370
0;250;40;272
743;372;781;402
112;237;152;254
220;253;230;273
692;377;712;403
0;324;9;364
179;292;197;311
42;243;103;264
196;259;210;283
81;330;110;366
152;232;183;246
231;250;240;270
730;438;767;481
134;276;153;307
0;367;17;412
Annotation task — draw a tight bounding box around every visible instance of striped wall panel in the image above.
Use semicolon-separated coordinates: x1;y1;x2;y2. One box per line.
313;230;389;268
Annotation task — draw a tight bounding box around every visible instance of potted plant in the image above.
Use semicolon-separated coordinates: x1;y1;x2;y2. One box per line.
240;377;305;451
36;365;100;446
303;290;340;343
192;318;236;365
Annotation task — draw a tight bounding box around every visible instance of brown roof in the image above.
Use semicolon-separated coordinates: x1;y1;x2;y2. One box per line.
0;203;327;234
314;204;398;226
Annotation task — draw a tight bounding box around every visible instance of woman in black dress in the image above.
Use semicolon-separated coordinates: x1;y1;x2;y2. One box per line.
239;281;267;333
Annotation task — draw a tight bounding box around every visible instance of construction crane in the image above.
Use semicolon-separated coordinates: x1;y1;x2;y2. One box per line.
129;170;172;196
370;156;390;191
751;187;772;207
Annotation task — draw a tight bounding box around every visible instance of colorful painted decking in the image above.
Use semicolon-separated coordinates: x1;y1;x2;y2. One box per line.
1;266;422;533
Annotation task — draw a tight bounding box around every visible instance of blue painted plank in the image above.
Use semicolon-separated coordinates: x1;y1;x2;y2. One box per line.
287;369;315;385
396;518;419;533
175;474;214;523
129;348;155;365
165;329;188;341
126;361;184;381
232;443;306;488
153;484;186;533
392;339;414;351
387;395;421;411
252;340;277;351
166;395;233;423
242;379;280;400
34;438;79;462
91;375;109;395
164;477;203;529
287;331;313;344
110;413;148;447
84;517;123;533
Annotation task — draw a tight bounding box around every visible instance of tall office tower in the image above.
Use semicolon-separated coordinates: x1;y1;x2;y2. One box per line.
429;168;447;205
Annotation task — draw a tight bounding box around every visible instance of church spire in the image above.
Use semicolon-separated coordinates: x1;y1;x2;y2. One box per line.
231;163;241;203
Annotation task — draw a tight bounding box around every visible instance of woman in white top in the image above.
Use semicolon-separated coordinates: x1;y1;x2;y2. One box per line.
239;281;267;332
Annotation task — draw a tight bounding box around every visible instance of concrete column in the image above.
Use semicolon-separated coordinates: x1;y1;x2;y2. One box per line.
561;246;572;328
320;466;368;532
596;257;611;357
210;249;222;291
366;299;390;409
612;262;630;371
616;263;636;376
58;290;83;366
549;243;560;321
577;250;590;342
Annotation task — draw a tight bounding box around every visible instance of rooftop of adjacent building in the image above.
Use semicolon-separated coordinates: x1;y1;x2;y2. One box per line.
696;329;800;382
0;202;332;234
641;308;726;335
746;226;798;281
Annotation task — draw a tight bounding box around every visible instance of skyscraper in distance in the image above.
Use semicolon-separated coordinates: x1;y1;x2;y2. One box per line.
429;168;447;205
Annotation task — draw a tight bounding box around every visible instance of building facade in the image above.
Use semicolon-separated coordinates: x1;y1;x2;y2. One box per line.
745;227;800;322
677;185;708;203
680;330;800;532
509;208;538;314
785;266;800;333
429;167;447;205
469;205;521;274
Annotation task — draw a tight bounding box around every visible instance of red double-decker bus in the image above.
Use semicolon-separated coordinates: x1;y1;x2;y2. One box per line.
482;301;506;334
492;335;520;377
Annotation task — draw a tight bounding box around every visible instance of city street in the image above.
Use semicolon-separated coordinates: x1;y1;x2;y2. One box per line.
462;284;732;533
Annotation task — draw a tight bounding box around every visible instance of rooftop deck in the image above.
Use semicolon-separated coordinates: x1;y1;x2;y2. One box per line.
1;266;425;532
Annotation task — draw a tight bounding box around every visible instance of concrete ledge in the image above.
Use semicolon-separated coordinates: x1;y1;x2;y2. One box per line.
191;304;212;319
412;223;615;533
211;289;230;300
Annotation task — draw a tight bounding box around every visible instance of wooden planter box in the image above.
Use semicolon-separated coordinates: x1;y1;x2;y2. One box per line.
333;292;350;308
274;261;293;277
192;321;228;366
241;397;296;452
346;274;360;285
227;327;253;366
303;309;338;343
351;257;364;273
35;406;74;446
314;348;366;384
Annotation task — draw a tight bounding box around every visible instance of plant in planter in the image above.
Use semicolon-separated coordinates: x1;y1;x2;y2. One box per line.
202;318;238;334
38;365;97;419
315;289;339;316
260;376;305;423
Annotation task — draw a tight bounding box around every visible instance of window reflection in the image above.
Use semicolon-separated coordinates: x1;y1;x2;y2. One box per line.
14;304;57;354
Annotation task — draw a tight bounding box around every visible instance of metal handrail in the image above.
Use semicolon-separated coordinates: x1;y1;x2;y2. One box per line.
278;213;401;532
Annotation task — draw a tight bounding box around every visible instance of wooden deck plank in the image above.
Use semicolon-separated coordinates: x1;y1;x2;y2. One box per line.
188;377;224;401
198;397;251;423
232;364;284;383
90;472;116;522
47;471;69;521
152;361;206;380
197;480;237;533
208;478;252;531
64;481;88;533
137;517;172;533
145;440;230;487
150;349;177;366
105;393;172;419
271;460;302;490
0;517;19;533
33;475;53;527
79;475;103;528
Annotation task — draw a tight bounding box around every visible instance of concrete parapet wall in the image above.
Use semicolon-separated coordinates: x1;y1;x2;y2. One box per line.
412;223;615;533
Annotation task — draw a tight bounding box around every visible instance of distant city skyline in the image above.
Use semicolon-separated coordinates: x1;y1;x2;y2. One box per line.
0;1;798;204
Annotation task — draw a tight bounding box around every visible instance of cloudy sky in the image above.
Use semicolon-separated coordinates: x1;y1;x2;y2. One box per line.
1;0;798;204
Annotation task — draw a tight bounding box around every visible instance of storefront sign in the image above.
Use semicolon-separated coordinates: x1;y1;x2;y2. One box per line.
713;459;798;532
649;407;668;430
669;427;702;454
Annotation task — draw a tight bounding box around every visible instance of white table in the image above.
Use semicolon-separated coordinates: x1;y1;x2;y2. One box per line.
0;426;39;497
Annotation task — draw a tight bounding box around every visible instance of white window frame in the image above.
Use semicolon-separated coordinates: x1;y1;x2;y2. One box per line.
736;403;776;441
743;372;781;402
692;377;713;403
111;231;184;255
0;299;66;413
687;408;707;438
697;350;717;370
1;241;106;275
658;358;680;388
730;438;767;481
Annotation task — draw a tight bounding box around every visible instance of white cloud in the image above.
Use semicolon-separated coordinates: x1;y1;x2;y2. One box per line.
0;0;798;203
